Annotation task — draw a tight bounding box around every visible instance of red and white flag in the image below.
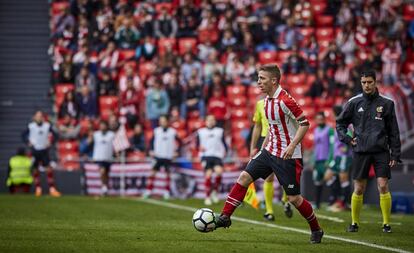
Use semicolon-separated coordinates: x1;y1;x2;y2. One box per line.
113;123;130;152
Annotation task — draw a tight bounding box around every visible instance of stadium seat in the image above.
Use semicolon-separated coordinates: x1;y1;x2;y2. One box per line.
59;151;80;171
276;50;292;63
226;85;246;99
155;2;173;14
311;2;327;15
119;50;136;61
230;108;249;120
302;106;316;119
171;119;186;130
248;85;262;102
296;97;313;107
228;96;247;108
285;73;306;87
258;51;277;64
176;129;188;139
55;83;75;109
157;38;176;56
289;86;307;98
58;140;79;153
187;110;201;120
315;27;334;41
403;4;414;21
198;29;219;44
127;151;146;162
52;1;69;16
99;96;119;120
299;27;315;46
178;37;198;55
231;119;250;132
138;61;156;80
314;15;334;27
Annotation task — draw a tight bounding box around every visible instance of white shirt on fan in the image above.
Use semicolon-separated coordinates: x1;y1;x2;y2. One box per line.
152;127;177;160
197;127;226;159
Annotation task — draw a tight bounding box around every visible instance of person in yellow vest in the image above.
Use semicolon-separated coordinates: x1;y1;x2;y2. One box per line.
250;99;293;221
7;148;33;194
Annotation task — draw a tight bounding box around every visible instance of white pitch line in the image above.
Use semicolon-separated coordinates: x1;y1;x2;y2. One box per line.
135;198;412;253
316;214;345;223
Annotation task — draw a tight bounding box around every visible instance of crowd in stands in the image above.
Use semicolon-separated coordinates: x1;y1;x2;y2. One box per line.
48;0;414;170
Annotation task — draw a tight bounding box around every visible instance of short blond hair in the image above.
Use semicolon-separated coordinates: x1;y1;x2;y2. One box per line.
258;64;281;83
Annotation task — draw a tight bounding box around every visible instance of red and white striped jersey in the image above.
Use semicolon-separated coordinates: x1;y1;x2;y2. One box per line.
264;86;304;159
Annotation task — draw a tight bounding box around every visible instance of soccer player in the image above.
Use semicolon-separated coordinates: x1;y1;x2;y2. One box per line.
22;111;61;197
250;99;293;221
329;105;352;211
196;115;227;206
92;120;115;195
336;70;401;233
215;64;324;244
144;115;181;200
312;112;335;209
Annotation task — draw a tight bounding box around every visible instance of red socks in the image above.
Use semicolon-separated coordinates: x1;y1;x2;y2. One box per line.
214;175;222;191
222;183;247;217
205;177;212;197
296;198;321;231
47;170;55;188
147;175;155;191
165;173;170;192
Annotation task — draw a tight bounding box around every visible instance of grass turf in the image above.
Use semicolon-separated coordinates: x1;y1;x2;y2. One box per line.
0;195;413;253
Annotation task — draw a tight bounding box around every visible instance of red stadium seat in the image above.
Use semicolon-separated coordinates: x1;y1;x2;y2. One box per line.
231;119;250;131
302;106;316;119
52;1;69;15
55;83;75;109
155;2;173;14
178;37;197;55
176;129;188;139
289;86;306;98
188;110;201;120
157;38;176;56
258;51;277;64
230;108;249;120
59;150;80;171
58;140;79;153
127;151;146;162
248;85;263;102
296;97;313;107
138;61;156;80
315;27;334;40
311;2;327;15
403;4;414;21
99;96;119;120
314;15;334;27
198;29;219;44
276;51;292;63
226;85;246;99
285;73;306;87
299;27;315;46
119;50;136;61
229;96;247;108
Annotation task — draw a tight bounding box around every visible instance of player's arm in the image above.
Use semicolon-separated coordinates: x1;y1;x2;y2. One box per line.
250;122;262;156
221;133;228;154
261;131;270;150
282;113;310;159
327;128;335;168
336;101;354;145
385;101;402;166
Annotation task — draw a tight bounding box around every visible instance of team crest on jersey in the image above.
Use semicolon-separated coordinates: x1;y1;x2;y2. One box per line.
375;106;383;120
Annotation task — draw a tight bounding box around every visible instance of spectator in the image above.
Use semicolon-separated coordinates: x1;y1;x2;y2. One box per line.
120;79;142;128
98;70;117;96
241;55;258;86
336;23;356;65
207;86;228;128
166;74;183;111
115;18;140;49
54;7;75;34
108;113;120;132
302;35;319;74
292;0;313;26
381;39;402;85
154;6;178;38
282;46;307;74
176;5;199;37
75;66;97;93
334;61;350;92
225;55;245;82
146;80;170;128
181;77;205;119
252;15;276;52
119;65;141;92
129;123;146;152
135;36;156;61
202;51;224;83
58;54;75;83
320;42;343;78
198;40;216;63
180;53;202;83
73;44;89;68
6;147;33;194
138;8;155;38
77;86;97;118
56;115;81;140
219;29;238;52
59;90;79;119
98;41;119;72
79;123;94;159
276;18;302;50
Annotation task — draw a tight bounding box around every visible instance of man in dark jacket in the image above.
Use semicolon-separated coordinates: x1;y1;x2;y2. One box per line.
336;70;401;233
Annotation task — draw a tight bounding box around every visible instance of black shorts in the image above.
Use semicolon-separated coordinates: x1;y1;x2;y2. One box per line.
153;158;172;171
245;149;303;195
352;152;391;180
32;149;50;168
201;156;223;171
97;161;112;172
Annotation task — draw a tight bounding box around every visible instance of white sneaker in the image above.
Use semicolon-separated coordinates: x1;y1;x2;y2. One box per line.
163;192;170;200
142;190;151;199
204;197;212;206
211;190;219;204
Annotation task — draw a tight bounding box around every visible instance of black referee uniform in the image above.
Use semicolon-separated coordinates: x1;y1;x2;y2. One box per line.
336;90;401;180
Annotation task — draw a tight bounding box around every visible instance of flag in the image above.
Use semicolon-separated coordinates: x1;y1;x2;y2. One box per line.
243;183;259;209
113;124;130;152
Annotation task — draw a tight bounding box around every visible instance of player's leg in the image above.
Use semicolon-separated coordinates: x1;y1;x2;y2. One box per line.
211;163;223;204
99;163;109;196
338;156;351;208
32;150;42;196
163;160;172;200
204;168;213;205
144;159;161;198
374;151;392;232
216;150;273;229
263;173;275;221
313;161;325;209
348;153;371;232
41;149;60;197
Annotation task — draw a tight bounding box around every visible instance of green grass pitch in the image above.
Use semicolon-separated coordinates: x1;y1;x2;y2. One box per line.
0;195;413;253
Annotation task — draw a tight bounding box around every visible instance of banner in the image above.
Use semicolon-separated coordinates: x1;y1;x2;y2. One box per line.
84;163;281;200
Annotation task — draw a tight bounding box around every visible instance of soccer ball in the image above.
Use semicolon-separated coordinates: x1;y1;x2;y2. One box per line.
192;208;216;232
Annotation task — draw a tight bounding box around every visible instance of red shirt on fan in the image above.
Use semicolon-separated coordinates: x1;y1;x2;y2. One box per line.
207;88;227;122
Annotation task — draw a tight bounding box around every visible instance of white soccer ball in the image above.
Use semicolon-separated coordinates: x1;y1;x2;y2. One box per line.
192;208;216;233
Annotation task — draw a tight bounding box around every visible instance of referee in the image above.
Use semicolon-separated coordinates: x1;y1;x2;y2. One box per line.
336;70;401;233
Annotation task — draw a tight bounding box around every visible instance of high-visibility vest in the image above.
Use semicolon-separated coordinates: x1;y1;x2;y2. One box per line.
7;155;33;186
